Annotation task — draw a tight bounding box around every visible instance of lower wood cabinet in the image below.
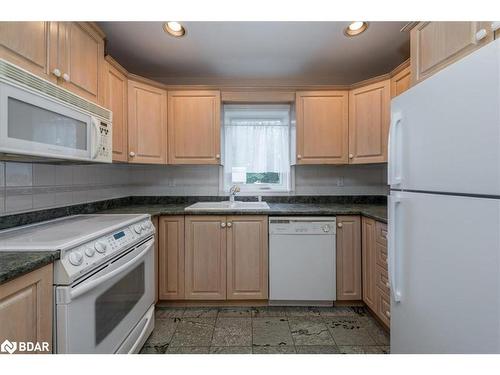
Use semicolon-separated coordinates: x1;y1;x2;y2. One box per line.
361;217;377;311
184;216;227;300
158;216;185;300
0;264;53;353
152;216;159;303
335;216;362;300
226;216;268;300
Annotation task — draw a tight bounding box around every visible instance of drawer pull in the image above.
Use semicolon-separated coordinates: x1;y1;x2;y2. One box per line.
385;310;391;318
385;282;390;288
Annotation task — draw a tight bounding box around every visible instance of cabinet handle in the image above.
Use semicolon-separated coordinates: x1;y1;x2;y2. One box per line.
385;281;390;288
475;28;487;42
62;73;70;82
52;68;62;78
349;153;354;159
297;154;302;159
221;222;226;228
215;154;220;159
129;151;136;157
337;222;343;228
227;222;232;228
385;310;391;318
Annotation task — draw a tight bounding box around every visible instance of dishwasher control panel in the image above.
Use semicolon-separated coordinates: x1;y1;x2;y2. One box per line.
269;217;336;235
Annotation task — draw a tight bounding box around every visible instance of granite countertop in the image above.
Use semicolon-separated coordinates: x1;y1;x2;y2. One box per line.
98;203;388;223
0;251;60;285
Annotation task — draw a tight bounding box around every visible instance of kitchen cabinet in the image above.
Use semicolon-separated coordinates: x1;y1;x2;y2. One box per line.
185;216;227;300
391;64;411;98
295;91;349;164
335;216;362;301
158;216;185;300
49;22;105;103
349;79;390;164
152;216;159;303
0;22;53;82
226;216;268;300
168;90;221;164
184;215;268;301
361;217;377;311
127;79;168;164
0;264;53;353
104;57;128;162
410;22;494;85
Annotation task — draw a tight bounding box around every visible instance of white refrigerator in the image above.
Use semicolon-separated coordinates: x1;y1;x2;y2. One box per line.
388;38;500;353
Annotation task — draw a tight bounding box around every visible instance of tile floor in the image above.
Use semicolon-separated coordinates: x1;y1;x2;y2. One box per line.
140;306;390;354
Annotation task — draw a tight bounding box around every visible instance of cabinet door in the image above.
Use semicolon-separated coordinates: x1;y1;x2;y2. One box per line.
362;217;377;310
152;216;159;303
54;22;105;103
411;21;494;84
391;64;411;98
336;216;362;301
158;216;185;300
0;264;53;353
128;80;167;164
226;216;268;300
104;59;128;162
296;91;349;164
185;216;226;300
349;80;390;164
168;90;221;164
0;22;54;82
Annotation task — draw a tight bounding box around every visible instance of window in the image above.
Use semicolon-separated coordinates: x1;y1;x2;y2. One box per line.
223;104;291;193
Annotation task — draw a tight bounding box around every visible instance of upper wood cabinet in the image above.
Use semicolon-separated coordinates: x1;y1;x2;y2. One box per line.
0;22;53;82
336;216;362;301
185;216;227;300
0;22;105;103
362;217;377;311
127;79;168;164
349;79;390;164
391;64;411;98
158;216;185;300
104;57;128;162
226;216;268;300
168;90;221;164
411;22;494;85
0;264;53;353
296;91;349;164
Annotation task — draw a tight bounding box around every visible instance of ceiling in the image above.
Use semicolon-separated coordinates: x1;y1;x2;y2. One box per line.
98;21;410;86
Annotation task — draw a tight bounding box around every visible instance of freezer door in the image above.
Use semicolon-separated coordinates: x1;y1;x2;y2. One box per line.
389;191;500;353
389;39;500;195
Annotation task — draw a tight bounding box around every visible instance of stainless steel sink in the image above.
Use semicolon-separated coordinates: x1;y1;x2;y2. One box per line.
184;201;270;211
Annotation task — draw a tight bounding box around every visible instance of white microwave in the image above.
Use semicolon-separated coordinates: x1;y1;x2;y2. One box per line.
0;59;112;163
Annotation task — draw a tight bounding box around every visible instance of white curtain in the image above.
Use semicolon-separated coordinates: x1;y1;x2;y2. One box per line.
224;105;290;180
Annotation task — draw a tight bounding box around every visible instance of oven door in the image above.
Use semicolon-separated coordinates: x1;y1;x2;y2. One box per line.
0;81;96;161
55;238;155;354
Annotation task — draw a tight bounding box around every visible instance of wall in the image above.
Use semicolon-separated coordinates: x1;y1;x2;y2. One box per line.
0;162;387;216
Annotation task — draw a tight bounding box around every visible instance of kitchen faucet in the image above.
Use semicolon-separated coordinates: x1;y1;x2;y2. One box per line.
229;184;240;202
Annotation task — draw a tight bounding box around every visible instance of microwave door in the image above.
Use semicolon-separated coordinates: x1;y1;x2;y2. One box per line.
0;82;93;161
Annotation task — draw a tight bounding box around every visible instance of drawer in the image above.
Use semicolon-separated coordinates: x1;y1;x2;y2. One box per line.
375;264;390;295
375;242;388;269
377;287;391;327
375;221;388;246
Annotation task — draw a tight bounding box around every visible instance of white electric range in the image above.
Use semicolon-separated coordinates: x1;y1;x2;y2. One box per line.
0;214;155;354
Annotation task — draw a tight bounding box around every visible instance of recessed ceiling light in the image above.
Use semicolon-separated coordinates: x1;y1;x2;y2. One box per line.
163;22;186;37
344;21;368;37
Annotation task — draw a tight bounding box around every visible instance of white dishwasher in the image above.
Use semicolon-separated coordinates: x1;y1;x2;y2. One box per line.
269;217;336;306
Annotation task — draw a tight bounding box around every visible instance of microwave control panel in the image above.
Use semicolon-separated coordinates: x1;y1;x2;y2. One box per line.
93;119;112;162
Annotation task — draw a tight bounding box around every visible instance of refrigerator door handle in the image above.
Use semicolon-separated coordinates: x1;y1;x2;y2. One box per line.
388;111;403;187
388;194;402;303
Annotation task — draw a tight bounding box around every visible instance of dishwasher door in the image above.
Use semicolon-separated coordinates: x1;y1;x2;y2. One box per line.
269;217;336;305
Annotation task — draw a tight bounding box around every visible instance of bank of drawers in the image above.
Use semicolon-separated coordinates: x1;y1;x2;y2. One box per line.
375;221;390;327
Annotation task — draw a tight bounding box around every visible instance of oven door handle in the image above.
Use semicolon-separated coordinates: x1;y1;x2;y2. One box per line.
70;239;154;301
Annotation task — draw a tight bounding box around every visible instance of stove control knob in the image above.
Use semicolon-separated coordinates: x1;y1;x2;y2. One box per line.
322;225;330;233
95;241;107;253
141;223;148;231
69;251;84;266
134;225;142;234
85;247;95;257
